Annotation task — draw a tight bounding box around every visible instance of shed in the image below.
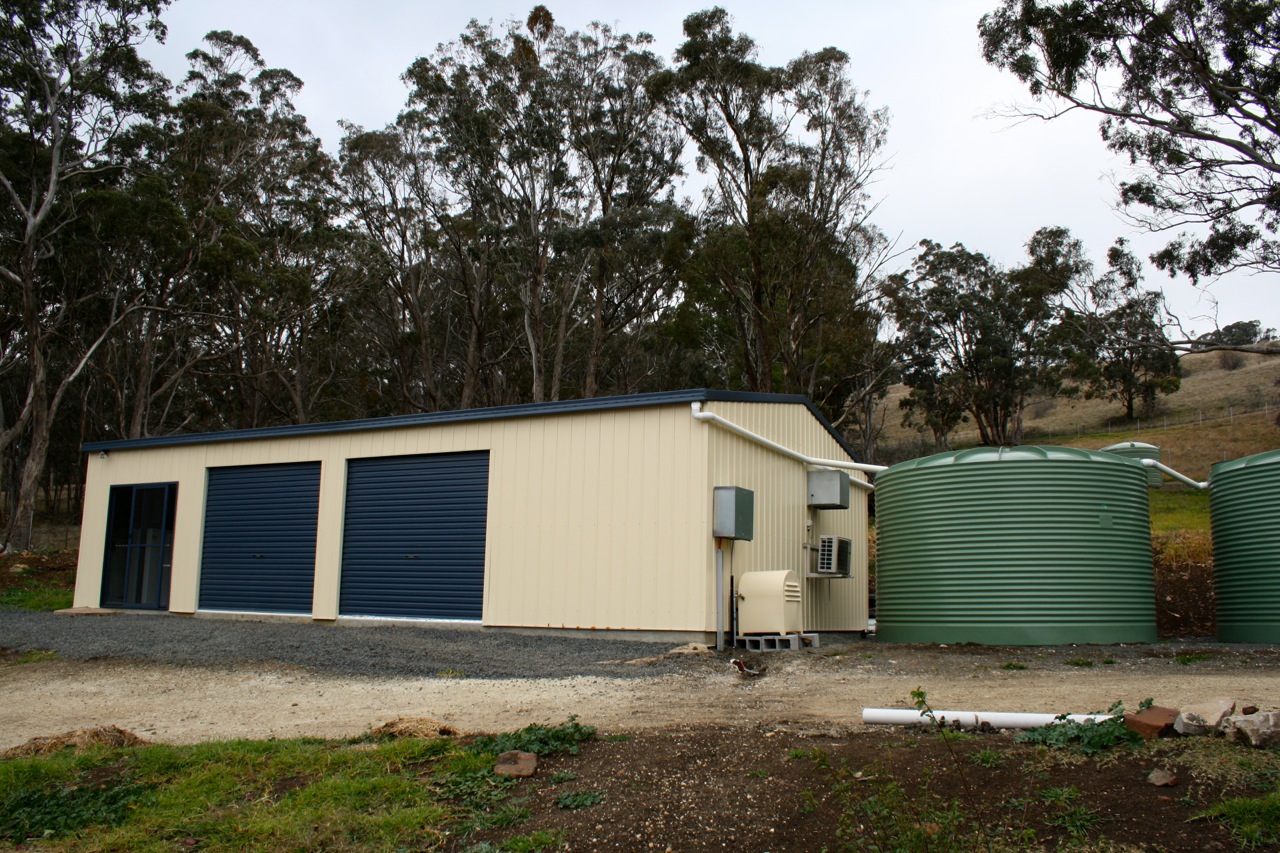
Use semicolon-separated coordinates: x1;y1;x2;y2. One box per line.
73;390;869;640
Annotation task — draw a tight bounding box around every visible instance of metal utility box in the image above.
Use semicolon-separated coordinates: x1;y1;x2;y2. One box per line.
807;469;851;509
737;569;803;634
713;486;754;540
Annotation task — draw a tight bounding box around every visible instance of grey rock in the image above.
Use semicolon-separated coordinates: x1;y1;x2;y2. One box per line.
1225;711;1280;748
1147;769;1178;787
1174;698;1236;736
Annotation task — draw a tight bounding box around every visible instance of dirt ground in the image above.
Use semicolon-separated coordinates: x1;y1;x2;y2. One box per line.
5;643;1280;749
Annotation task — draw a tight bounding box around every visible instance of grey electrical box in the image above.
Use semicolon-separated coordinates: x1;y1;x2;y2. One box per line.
807;470;850;509
713;486;754;540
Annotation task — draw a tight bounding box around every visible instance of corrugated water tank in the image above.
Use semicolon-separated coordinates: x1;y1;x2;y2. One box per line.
1210;448;1280;643
1101;441;1162;488
875;446;1155;645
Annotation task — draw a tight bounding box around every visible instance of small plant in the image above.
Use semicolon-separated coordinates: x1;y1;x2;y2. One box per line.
746;769;769;779
1178;652;1212;665
546;771;576;784
1050;805;1105;836
8;648;59;665
1001;661;1027;670
604;733;631;742
1064;658;1094;667
438;667;467;678
466;717;596;757
969;748;1004;768
1015;702;1143;754
555;790;604;810
1039;786;1080;805
1102;658;1116;665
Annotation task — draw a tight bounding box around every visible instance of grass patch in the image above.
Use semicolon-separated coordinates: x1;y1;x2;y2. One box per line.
1195;790;1280;848
1149;489;1211;534
1001;661;1027;670
0;719;599;849
1177;653;1212;665
1065;658;1094;667
0;581;73;611
6;648;60;665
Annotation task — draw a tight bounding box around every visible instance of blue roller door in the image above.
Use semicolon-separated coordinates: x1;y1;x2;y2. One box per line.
340;451;489;619
200;462;320;614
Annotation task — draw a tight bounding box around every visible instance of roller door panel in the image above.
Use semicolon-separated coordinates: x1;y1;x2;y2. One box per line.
340;452;489;619
200;462;320;614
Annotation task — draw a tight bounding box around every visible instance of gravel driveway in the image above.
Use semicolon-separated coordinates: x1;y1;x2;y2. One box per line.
0;611;689;679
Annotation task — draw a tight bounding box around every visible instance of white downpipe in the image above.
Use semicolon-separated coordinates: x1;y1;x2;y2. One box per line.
691;403;884;487
862;708;1119;729
1141;458;1209;490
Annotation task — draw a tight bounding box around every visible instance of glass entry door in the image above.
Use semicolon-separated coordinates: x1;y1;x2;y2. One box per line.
101;484;177;609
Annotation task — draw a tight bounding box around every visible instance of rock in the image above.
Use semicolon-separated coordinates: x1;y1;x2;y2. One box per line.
494;750;537;777
1239;703;1260;716
1124;706;1179;740
8;563;28;573
1147;769;1178;787
1174;698;1237;736
1225;711;1280;749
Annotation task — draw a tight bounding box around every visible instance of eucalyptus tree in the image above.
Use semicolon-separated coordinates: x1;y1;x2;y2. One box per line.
980;0;1280;310
648;7;891;402
0;0;169;550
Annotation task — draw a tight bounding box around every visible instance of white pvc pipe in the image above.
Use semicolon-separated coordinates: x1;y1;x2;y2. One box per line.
1141;458;1209;490
691;403;883;486
862;708;1119;729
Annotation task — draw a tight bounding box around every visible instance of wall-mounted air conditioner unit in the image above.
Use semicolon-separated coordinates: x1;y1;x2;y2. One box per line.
816;535;852;576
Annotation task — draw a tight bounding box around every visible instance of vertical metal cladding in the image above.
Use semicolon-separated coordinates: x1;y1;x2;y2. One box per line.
1210;448;1280;643
1101;441;1162;488
876;446;1155;645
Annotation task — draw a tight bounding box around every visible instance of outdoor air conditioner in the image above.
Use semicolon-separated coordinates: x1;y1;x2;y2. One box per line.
816;535;852;576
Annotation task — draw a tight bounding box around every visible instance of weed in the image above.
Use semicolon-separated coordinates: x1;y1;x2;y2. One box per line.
969;749;1004;768
437;667;467;678
0;779;152;843
604;733;631;742
746;769;770;779
1194;790;1280;848
1000;661;1027;670
554;790;604;810
1039;786;1081;805
1050;805;1105;836
1102;658;1116;665
1177;653;1212;665
464;831;563;853
800;788;821;814
466;717;596;757
1065;658;1094;667
1015;702;1144;755
546;771;576;784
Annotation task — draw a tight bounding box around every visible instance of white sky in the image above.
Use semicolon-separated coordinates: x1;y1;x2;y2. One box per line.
140;0;1280;335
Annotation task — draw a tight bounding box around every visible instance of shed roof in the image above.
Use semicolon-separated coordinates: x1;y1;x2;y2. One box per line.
83;389;859;461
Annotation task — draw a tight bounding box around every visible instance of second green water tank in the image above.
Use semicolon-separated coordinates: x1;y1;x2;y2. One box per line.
876;446;1155;645
1100;441;1163;488
1210;448;1280;643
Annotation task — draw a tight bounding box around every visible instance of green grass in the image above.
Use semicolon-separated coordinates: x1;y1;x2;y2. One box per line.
0;580;73;611
1149;488;1211;534
1195;790;1280;848
6;648;60;665
0;718;594;850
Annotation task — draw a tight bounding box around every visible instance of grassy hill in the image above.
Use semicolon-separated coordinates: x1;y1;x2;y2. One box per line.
875;350;1280;479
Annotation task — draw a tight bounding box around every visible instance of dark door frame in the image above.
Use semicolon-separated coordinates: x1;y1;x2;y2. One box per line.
100;482;177;610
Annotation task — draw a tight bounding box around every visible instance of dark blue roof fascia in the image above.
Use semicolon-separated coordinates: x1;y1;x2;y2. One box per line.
83;388;860;462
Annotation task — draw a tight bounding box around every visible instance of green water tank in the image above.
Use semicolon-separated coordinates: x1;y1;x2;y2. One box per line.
876;446;1155;645
1210;448;1280;643
1101;441;1162;488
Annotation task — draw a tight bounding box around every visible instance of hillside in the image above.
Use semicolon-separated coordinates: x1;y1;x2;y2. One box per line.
874;351;1280;479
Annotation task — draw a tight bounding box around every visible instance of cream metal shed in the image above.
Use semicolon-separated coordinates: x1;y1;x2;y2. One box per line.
73;390;869;640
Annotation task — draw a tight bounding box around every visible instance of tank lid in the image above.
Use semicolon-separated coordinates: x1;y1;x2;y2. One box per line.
883;445;1145;474
1211;447;1280;476
1100;441;1159;451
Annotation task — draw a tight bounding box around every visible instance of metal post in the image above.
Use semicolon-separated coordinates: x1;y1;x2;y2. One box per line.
715;540;725;652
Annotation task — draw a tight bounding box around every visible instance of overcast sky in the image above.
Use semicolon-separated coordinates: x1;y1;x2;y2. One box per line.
140;0;1280;335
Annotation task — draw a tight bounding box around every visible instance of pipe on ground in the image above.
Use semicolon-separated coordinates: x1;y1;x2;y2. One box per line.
861;708;1119;729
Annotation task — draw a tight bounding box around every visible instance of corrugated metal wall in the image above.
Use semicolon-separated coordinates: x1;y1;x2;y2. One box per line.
703;402;868;632
75;399;863;633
